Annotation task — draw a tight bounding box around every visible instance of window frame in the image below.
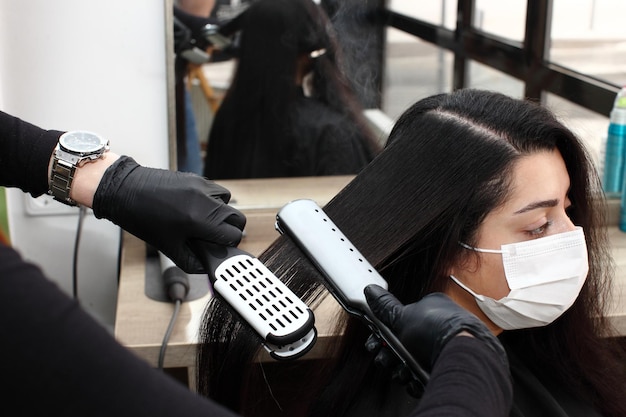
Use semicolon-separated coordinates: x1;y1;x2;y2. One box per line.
379;0;621;116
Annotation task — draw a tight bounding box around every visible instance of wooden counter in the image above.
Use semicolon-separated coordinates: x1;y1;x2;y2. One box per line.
114;176;626;383
114;176;353;382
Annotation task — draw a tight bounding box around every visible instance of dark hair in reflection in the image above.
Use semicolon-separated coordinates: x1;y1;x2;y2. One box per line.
203;0;380;180
197;89;626;416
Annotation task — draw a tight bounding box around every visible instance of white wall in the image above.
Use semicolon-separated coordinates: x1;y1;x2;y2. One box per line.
0;0;172;330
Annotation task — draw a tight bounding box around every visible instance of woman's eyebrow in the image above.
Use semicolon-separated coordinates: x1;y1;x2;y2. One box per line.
514;199;559;214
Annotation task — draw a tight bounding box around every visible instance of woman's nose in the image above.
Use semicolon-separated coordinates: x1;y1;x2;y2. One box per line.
554;212;577;234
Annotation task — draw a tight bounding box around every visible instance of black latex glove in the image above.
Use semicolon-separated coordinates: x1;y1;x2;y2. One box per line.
173;15;193;55
364;285;508;385
93;156;246;274
173;6;219;52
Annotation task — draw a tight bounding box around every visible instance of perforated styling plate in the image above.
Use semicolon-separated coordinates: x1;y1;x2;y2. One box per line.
203;245;316;360
213;253;314;344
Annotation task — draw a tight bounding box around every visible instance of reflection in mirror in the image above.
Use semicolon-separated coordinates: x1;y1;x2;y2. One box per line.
177;0;384;181
172;0;247;175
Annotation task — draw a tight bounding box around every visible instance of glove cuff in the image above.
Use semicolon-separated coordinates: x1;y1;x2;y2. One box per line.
92;155;140;220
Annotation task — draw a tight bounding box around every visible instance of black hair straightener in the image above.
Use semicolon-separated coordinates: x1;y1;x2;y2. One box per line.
275;199;430;391
200;245;317;360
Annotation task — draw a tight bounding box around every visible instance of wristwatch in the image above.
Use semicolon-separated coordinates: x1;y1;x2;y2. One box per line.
48;130;110;206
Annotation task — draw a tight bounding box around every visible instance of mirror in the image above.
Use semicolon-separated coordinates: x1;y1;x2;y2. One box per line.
168;0;388;178
168;0;254;175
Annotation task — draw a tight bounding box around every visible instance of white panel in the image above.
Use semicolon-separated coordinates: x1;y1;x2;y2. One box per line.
0;0;170;167
0;0;172;330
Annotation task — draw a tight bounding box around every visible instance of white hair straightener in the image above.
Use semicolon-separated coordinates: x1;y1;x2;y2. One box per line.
201;244;317;360
275;199;430;389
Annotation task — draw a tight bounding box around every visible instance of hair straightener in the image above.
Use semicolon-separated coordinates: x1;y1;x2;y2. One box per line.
275;199;430;390
200;244;317;360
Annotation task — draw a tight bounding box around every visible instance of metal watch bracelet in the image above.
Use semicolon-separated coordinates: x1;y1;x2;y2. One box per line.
49;158;78;206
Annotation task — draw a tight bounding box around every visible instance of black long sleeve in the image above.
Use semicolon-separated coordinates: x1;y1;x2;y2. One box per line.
174;5;218;40
0;243;240;417
0;110;62;197
411;336;513;417
0;111;238;416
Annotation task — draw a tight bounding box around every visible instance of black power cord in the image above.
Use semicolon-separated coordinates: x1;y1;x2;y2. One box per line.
72;206;87;299
157;253;190;370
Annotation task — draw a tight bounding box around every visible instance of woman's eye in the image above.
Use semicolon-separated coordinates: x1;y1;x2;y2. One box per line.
527;221;552;237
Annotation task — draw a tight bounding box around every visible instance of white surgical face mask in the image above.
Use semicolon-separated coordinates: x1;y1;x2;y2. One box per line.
451;226;589;330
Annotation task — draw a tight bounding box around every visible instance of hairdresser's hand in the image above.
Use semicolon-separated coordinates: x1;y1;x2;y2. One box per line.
92;156;246;273
364;285;508;381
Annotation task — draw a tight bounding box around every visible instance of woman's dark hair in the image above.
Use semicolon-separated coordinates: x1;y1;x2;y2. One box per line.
203;0;380;180
197;89;626;416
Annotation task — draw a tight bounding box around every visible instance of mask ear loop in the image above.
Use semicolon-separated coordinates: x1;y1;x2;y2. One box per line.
309;48;326;58
450;275;477;295
458;242;503;254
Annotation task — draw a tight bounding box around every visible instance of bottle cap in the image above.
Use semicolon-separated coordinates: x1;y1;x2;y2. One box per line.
610;87;626;124
610;107;626;125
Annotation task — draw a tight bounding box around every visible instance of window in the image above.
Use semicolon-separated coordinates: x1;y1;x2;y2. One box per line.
467;60;524;98
388;0;457;30
546;92;610;171
383;27;453;119
474;0;526;42
550;0;626;86
382;1;621;117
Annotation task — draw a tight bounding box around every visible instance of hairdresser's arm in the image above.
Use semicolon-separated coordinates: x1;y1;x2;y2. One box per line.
174;5;218;36
0;110;62;196
91;156;246;273
365;286;512;417
410;335;511;417
0;109;117;205
0;243;241;417
0;110;246;273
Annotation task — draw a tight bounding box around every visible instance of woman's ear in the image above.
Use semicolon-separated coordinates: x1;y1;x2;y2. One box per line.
449;250;480;277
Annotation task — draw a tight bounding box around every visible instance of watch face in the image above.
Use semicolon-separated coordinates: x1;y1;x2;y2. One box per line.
59;131;107;154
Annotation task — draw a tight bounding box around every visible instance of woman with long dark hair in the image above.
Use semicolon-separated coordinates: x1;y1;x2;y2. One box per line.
197;89;626;416
203;0;381;180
